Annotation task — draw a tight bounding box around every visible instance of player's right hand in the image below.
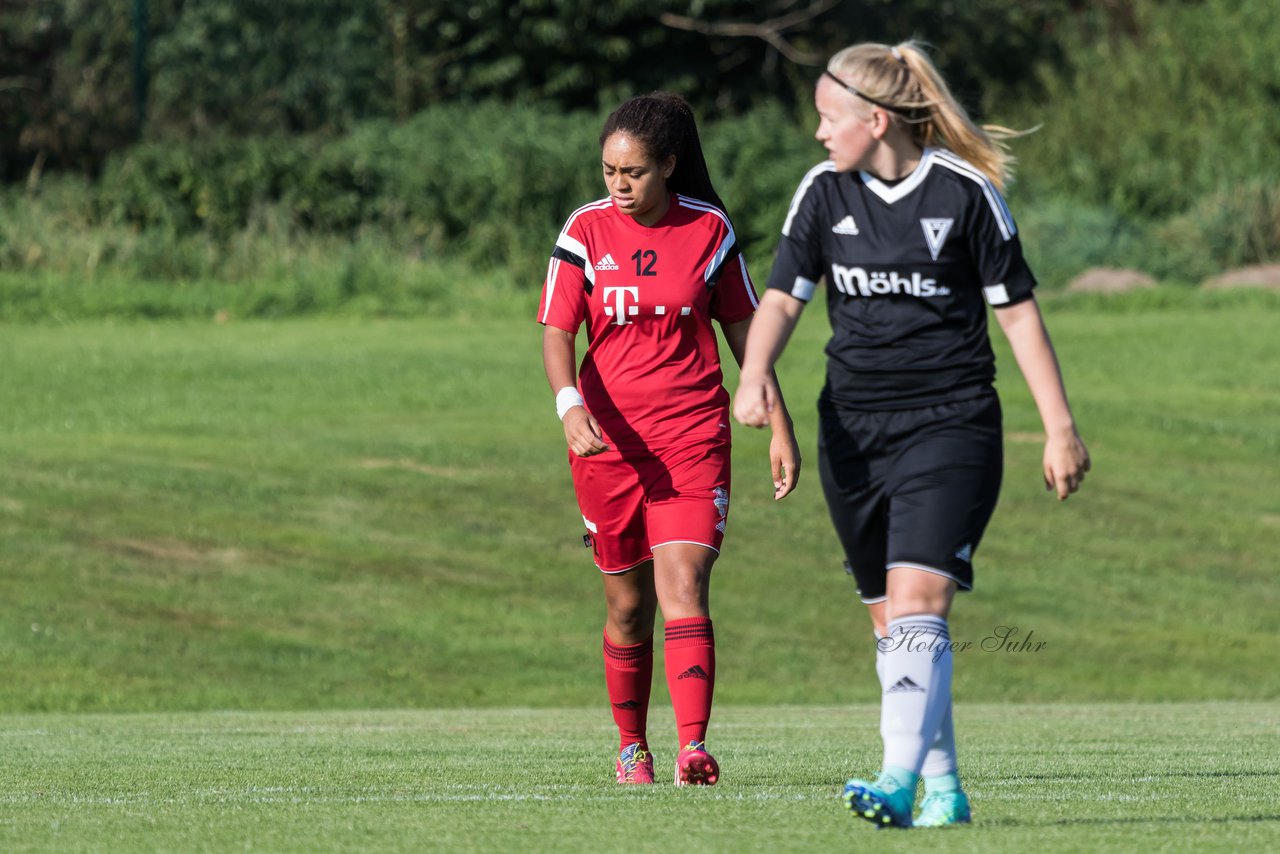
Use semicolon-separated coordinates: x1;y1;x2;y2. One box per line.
563;407;610;456
733;372;777;429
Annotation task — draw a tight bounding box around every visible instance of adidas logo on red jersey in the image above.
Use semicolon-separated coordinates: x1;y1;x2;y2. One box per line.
594;253;620;271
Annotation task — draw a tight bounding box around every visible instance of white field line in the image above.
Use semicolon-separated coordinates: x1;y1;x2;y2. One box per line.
0;788;830;806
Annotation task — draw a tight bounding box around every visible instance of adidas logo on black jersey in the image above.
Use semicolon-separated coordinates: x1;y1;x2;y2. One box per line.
594;253;620;271
832;215;860;235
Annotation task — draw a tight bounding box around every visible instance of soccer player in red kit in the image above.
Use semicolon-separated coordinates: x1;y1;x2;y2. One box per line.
539;93;800;785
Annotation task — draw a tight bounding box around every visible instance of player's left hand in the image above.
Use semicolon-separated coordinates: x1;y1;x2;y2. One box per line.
1044;429;1090;500
770;428;801;500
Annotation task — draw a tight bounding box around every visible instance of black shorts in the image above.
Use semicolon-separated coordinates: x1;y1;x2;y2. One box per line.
817;392;1003;604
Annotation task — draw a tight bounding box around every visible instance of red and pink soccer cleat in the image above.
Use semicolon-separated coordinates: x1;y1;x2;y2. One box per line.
616;742;655;784
674;740;719;786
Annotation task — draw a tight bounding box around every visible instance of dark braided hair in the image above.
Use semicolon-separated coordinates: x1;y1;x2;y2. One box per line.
599;92;725;211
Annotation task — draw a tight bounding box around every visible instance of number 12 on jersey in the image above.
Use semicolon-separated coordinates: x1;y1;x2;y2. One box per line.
632;249;657;276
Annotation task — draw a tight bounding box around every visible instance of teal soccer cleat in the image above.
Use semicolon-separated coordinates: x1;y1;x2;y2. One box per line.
842;770;916;828
914;788;971;827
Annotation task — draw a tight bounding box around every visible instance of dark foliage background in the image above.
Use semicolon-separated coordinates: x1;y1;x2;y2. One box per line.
1;0;1074;180
2;0;1278;317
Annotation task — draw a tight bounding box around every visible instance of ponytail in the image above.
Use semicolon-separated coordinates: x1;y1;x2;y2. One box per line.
828;41;1022;191
600;92;726;210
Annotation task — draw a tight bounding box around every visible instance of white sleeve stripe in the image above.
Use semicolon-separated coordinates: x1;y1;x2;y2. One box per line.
543;199;611;323
555;232;588;263
540;257;560;323
738;255;759;308
676;195;731;228
781;161;836;237
673;196;740;285
933;154;1014;239
560;198;612;235
983;283;1011;305
791;276;816;302
931;152;1016;240
703;227;738;284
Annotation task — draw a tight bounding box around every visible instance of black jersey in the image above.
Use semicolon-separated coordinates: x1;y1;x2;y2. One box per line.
766;147;1036;410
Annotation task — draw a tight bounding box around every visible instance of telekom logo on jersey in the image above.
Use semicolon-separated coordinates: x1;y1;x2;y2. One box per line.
602;287;639;324
830;264;952;298
602;286;691;326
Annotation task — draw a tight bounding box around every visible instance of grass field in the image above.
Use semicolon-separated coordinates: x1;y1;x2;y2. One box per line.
2;704;1278;852
2;288;1277;712
1;287;1278;849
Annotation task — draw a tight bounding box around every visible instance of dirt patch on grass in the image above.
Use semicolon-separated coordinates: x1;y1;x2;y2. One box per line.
1202;264;1280;290
1066;268;1157;294
357;458;462;478
102;538;245;566
1006;432;1044;443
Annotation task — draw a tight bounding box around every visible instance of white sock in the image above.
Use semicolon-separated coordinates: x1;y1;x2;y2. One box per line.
876;626;957;777
874;630;885;687
880;615;953;775
921;696;957;778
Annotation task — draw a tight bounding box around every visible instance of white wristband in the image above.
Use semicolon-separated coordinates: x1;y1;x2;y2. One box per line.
555;386;586;420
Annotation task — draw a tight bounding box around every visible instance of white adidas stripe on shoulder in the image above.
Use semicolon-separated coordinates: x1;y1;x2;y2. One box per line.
930;150;1017;240
675;195;741;285
676;194;731;228
539;256;561;324
560;197;613;235
542;199;609;324
782;161;836;237
737;254;759;309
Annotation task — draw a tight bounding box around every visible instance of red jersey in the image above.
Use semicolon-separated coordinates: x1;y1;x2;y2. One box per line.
538;195;759;451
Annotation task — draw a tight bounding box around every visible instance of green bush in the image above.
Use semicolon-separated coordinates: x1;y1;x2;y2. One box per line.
5;83;1276;322
1011;192;1152;288
1010;0;1280;220
91;101;822;271
1151;180;1280;281
93;104;603;269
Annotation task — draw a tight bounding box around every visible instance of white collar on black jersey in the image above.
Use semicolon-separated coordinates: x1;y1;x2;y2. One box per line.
858;148;936;204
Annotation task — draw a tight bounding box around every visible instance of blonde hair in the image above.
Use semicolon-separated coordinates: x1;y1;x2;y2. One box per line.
827;41;1021;191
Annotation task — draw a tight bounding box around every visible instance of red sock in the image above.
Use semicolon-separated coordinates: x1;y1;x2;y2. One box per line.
603;631;653;750
664;617;715;747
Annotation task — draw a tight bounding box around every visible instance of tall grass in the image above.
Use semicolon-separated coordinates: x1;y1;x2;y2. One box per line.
1010;0;1280;222
5;0;1280;321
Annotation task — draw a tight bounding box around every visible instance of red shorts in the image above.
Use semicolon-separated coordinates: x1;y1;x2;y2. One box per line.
569;438;731;573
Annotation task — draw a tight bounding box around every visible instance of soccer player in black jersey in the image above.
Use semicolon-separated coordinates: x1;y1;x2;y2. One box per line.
733;41;1090;828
